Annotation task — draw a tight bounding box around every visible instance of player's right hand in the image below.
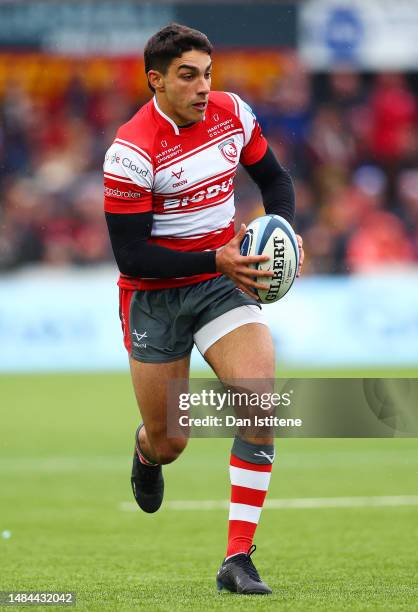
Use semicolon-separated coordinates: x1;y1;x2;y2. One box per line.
215;224;273;300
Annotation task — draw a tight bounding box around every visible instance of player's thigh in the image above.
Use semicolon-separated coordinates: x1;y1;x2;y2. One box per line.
129;354;190;441
203;322;275;380
204;323;275;444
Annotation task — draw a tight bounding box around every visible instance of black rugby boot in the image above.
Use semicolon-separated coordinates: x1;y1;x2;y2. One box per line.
216;545;272;595
131;426;164;513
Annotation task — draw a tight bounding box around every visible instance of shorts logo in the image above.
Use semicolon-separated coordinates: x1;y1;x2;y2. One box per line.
218;138;238;165
132;329;147;349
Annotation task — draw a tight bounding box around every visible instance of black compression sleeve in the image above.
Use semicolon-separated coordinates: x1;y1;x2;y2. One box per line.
243;146;295;224
105;211;217;278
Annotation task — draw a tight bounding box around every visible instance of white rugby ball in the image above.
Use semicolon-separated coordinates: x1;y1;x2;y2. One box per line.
240;214;299;303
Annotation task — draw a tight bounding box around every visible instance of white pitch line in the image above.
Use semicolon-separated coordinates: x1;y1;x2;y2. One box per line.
119;495;418;512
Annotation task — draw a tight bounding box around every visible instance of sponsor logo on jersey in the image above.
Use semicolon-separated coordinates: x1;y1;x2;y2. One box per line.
122;157;149;177
105;151;149;178
163;177;233;210
105;151;121;165
171;167;187;188
218;138;238;165
171;167;184;180
208;118;234;138
104;186;141;199
156;144;183;164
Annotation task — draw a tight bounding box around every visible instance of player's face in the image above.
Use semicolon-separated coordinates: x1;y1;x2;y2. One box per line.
150;50;212;126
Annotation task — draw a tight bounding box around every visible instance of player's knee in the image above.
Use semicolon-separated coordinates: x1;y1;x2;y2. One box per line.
153;438;188;465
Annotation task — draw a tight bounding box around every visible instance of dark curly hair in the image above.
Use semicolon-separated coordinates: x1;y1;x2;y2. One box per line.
144;23;213;92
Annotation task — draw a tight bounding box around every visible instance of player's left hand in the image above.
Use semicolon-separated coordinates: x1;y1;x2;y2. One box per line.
296;234;304;277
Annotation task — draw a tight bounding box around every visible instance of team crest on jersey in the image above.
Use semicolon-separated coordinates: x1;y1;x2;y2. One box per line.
218;138;238;165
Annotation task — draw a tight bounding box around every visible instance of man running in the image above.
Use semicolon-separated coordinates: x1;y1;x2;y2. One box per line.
104;23;303;595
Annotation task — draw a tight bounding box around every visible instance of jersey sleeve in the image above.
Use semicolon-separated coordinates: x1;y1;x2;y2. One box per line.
103;140;153;214
232;94;268;166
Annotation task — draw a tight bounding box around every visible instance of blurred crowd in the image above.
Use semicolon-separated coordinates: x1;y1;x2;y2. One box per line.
1;62;418;274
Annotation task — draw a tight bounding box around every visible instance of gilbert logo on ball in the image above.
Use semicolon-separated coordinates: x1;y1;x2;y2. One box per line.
240;214;299;303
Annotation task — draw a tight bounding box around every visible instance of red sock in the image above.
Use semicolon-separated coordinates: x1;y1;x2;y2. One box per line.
226;454;272;558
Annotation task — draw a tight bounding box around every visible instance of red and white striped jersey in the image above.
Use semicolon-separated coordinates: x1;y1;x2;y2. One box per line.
104;91;267;290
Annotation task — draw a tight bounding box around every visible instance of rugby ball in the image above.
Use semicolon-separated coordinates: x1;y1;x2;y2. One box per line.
240;214;299;303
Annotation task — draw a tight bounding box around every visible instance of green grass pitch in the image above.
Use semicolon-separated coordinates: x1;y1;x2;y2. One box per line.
1;371;417;611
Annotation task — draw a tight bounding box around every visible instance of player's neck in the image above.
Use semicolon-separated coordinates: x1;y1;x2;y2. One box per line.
154;94;198;128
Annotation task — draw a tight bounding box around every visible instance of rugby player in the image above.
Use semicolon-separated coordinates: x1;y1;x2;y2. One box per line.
104;23;304;595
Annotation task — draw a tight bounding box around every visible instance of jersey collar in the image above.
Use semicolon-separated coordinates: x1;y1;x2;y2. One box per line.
153;97;180;135
153;96;206;136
